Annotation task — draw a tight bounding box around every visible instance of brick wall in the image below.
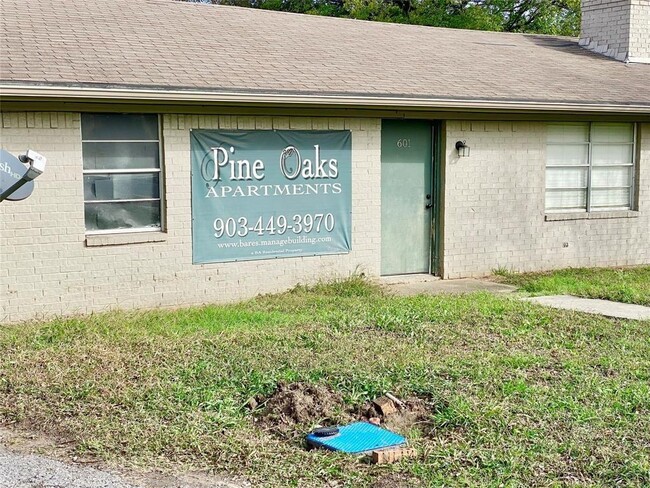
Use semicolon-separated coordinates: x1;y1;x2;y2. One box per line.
2;113;648;321
443;121;649;278
629;0;650;62
580;0;650;63
0;113;381;322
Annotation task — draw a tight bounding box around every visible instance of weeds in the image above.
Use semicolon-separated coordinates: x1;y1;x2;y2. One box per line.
495;265;650;305
1;274;649;486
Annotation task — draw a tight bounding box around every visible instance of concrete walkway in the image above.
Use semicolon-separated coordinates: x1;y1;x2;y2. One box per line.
523;295;650;320
381;275;517;296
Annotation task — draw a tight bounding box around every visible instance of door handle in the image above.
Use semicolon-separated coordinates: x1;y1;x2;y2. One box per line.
426;203;432;209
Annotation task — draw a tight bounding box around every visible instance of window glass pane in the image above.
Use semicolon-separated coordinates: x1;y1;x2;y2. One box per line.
82;142;160;170
81;113;159;141
546;167;588;189
85;201;161;231
591;144;633;166
545;189;586;211
547;123;589;143
591;188;631;209
84;173;160;201
591;166;632;188
591;123;633;143
547;144;588;166
545;122;635;213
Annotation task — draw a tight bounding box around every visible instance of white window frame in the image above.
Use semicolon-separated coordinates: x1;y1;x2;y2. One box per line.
545;122;637;213
82;114;164;235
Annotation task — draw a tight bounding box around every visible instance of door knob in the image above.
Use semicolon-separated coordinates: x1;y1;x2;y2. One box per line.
426;203;432;209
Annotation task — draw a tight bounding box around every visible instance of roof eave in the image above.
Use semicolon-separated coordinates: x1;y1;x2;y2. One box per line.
1;84;650;115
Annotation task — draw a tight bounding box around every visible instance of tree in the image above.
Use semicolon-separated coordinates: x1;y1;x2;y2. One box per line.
182;0;580;36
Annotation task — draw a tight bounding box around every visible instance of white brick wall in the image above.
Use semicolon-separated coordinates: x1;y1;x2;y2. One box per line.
443;121;650;278
2;113;648;320
0;113;381;322
629;0;650;62
580;0;650;63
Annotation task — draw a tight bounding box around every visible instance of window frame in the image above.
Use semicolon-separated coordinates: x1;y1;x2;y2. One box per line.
545;122;637;213
81;114;165;235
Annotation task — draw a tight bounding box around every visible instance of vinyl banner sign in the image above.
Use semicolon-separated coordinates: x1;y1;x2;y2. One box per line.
191;130;352;264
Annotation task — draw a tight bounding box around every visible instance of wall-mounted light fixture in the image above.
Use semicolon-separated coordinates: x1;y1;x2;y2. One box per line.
455;140;470;157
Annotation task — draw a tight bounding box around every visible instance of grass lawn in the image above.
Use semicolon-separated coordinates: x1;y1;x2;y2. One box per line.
494;265;650;306
1;276;649;487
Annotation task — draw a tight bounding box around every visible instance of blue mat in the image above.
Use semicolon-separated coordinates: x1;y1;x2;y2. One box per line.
306;422;406;454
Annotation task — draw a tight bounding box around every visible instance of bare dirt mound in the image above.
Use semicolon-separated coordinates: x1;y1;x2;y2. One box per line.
356;396;442;436
256;382;351;436
256;382;443;441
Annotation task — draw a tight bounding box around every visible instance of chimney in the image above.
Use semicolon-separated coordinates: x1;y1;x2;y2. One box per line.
579;0;650;63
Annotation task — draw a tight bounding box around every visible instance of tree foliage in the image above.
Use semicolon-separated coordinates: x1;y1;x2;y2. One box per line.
187;0;580;35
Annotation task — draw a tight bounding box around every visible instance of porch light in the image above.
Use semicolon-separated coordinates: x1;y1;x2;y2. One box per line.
455;140;470;157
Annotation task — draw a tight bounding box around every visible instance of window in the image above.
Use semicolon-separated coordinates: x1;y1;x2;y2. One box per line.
82;114;162;233
546;122;636;212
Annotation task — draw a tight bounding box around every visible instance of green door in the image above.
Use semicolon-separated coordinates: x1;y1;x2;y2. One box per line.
381;120;433;275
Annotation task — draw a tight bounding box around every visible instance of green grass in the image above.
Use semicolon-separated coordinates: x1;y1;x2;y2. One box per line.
1;276;649;487
494;265;650;306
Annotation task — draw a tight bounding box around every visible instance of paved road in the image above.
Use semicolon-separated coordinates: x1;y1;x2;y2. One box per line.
0;444;247;488
0;448;138;488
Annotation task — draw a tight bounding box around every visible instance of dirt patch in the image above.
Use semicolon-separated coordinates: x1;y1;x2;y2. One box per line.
0;425;77;459
357;396;437;436
126;470;248;488
257;382;441;440
255;382;352;436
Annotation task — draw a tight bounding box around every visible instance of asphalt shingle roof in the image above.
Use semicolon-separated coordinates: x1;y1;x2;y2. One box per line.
1;0;649;109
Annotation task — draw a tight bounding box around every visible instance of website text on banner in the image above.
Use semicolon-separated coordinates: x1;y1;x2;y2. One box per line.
190;130;352;264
